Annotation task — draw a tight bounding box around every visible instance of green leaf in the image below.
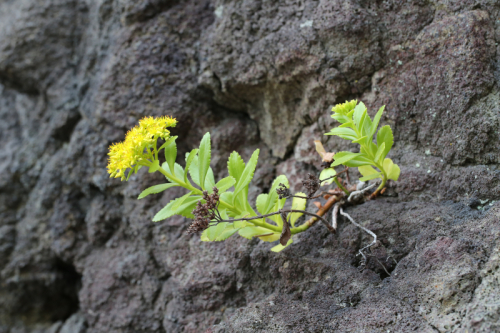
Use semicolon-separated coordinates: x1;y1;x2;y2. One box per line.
233;220;249;229
343;154;373;167
374;142;386;164
227;152;246;184
233;186;257;217
331;114;351;123
331;151;359;166
215;226;240;241
370;105;385;136
388;163;400;181
339;122;355;128
189;156;201;186
266;175;288;215
162;162;184;183
215;176;236;193
359;144;376;160
325;127;358;141
152;194;200;221
258;232;281;242
377;125;393;160
256;193;270;215
290;193;307;227
220;192;234;208
352;136;368;144
359;172;382;182
319;168;336;186
148;160;160;173
353;102;367;128
383;158;400;181
138;183;178;199
174;163;184;180
208;217;248;242
198;132;211;190
175;202;198;218
358;165;378;177
361;112;373;137
159;135;177;150
204;168;216;192
170;191;193;212
271;238;293;252
206;222;228;241
233;149;259;202
238;226;275;240
163;136;178;173
184;149;199;183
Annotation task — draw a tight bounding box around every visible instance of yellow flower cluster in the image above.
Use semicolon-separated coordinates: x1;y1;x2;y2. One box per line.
107;116;177;180
331;100;357;115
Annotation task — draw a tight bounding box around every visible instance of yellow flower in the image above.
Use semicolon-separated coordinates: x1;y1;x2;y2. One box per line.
107;116;177;180
331;100;357;115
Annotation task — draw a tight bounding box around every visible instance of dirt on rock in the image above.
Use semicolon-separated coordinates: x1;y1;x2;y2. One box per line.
1;0;500;332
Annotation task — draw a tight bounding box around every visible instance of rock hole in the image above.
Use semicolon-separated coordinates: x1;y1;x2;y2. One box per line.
7;258;82;325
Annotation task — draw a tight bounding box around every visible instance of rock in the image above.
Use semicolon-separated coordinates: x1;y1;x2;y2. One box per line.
1;0;500;332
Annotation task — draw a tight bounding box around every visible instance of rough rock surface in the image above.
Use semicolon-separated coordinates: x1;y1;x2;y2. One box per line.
1;0;500;332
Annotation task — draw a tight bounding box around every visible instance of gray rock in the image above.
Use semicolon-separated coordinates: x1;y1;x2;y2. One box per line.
1;0;500;332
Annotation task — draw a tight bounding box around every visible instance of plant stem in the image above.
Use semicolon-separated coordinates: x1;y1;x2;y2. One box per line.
369;162;388;197
334;178;350;196
216;209;334;233
290;194;340;234
155;162;281;232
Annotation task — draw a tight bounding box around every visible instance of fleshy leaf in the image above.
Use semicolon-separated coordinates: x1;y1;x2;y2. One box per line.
138;183;178;199
325;127;358;141
271;238;293;252
198;133;211;190
238;226;275;240
331;151;359;166
227;151;246;184
152;194;200;221
163;136;178;173
207;222;228;241
359;172;382;182
370;105;385;136
377;125;393;160
353;102;367;128
189;156;201;186
384;158;400;181
258;233;281;242
358;165;378;177
170;191;192;212
388;163;400;181
184;149;199;183
352;136;368;144
204;168;216;192
290;193;307;227
265;175;289;225
319;168;336;186
233;149;259;202
148;160;160;173
361;112;373;137
256;193;269;215
343;154;373;167
215;176;236;193
174;163;184;180
374;142;386;164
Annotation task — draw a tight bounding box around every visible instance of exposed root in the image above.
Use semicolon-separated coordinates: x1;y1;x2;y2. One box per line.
331;202;342;230
339;208;377;264
347;183;377;203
